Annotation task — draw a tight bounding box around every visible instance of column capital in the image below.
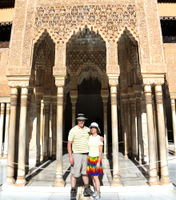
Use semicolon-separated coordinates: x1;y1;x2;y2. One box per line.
171;98;176;105
142;74;165;86
21;87;28;95
51;96;57;103
155;85;163;105
101;89;109;99
55;77;65;87
0;103;5;117
144;85;153;104
108;76;119;87
7;76;32;88
34;86;44;100
6;103;10;115
121;94;129;102
70;90;78;99
170;93;176;100
20;88;28;107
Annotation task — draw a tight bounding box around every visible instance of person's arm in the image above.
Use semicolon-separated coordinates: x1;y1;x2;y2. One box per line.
96;145;103;170
67;141;74;165
100;136;104;143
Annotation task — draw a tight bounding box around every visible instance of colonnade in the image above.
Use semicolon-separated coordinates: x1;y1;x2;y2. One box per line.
0;102;10;158
4;77;65;186
2;39;173;188
171;98;176;155
121;90;144;164
120;77;172;186
3;77;173;187
143;80;171;185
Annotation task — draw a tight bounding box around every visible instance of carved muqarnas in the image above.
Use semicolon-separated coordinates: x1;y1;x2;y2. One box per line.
35;4;137;42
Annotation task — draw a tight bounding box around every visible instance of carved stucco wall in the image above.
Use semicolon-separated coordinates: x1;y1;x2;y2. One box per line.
34;4;137;43
6;0;166;80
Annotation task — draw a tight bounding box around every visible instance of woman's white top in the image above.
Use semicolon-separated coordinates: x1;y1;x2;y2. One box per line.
88;135;103;157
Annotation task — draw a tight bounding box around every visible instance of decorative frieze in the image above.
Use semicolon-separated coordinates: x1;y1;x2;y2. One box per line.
34;4;137;42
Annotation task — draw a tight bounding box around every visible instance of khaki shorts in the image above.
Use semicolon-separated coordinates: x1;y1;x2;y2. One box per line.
71;153;88;178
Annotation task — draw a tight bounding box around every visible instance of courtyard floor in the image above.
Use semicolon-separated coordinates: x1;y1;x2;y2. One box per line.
0;145;176;200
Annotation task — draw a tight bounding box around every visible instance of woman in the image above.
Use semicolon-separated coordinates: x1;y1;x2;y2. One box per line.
87;122;103;200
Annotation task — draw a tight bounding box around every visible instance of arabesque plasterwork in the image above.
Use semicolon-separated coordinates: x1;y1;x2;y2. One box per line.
34;4;138;43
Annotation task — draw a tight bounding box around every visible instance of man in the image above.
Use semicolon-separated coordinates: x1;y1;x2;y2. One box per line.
67;113;94;200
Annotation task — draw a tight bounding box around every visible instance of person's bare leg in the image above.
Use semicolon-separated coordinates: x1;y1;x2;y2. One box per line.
71;175;77;188
92;177;96;189
82;174;89;185
94;176;100;193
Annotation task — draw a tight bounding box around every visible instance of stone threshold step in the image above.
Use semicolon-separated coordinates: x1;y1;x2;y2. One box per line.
2;184;174;193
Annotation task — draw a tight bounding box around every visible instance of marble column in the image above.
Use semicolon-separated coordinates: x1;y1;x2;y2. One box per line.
127;100;132;157
101;90;109;159
43;99;50;160
103;100;109;159
144;85;158;185
52;99;57;158
71;101;76;127
53;79;65;187
109;79;122;186
16;87;28;186
171;99;176;155
5;88;18;185
36;100;41;165
122;97;128;159
130;96;137;158
40;100;44;160
70;90;78;127
155;85;171;184
4;103;10;158
25;93;31;175
136;95;144;164
0;103;5;157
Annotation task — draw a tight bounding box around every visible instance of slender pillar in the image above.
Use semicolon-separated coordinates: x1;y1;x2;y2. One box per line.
70;90;78;127
5;88;18;185
144;85;158;185
130;96;137;158
103;101;108;158
43;101;50;160
0;103;5;157
25;93;31;175
171;99;176;155
136;95;144;164
36;100;41;165
127;100;132;157
155;85;171;184
53;80;65;187
16;87;28;186
122;98;128;159
4;103;10;158
71;102;76;127
109;79;122;186
101;90;109;159
40;100;44;160
52;99;57;158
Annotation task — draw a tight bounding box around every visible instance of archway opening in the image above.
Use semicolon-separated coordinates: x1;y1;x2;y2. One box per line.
29;31;56;166
65;27;111;152
118;29;144;161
